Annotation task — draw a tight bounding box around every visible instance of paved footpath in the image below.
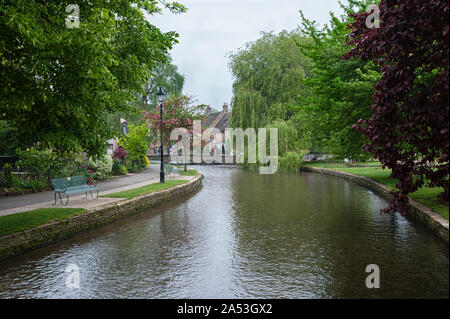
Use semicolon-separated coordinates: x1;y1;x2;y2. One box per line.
0;164;193;217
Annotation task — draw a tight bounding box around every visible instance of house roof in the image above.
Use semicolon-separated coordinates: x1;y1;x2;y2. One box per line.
202;103;230;133
202;112;221;129
215;112;230;133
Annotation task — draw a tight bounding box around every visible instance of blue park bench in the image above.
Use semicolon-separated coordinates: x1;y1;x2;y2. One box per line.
51;175;98;206
165;163;180;177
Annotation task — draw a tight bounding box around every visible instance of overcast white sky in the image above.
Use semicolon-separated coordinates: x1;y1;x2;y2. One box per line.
148;0;344;109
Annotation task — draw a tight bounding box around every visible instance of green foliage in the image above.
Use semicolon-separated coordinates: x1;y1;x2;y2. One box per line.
2;163;14;187
279;151;306;173
0;121;20;156
119;165;129;175
87;155;113;180
142;58;185;107
105;58;185;137
228;30;312;130
118;123;149;163
0;1;183;156
267;120;302;156
294;2;380;159
15;148;82;183
112;158;128;175
17;179;49;192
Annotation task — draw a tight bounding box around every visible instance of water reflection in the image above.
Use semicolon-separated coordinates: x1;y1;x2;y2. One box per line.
0;166;448;298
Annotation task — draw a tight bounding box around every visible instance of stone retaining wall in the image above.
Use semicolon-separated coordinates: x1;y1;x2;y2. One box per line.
0;175;203;261
301;166;449;245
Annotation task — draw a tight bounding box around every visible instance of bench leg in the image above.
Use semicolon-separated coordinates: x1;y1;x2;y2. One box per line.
59;193;69;206
90;189;98;200
52;192;57;206
83;192;88;199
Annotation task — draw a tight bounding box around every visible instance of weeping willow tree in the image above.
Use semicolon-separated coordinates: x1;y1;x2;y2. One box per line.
228;30;312;130
228;30;312;172
269;120;307;172
241;120;307;172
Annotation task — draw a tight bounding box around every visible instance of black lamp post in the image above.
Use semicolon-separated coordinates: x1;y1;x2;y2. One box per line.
157;87;166;183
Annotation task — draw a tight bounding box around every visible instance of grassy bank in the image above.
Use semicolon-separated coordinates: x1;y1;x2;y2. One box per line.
0;208;87;237
178;169;198;176
102;179;189;199
303;160;381;168
304;164;448;219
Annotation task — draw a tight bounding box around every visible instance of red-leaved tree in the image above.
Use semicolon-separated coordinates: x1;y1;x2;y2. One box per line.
345;0;449;214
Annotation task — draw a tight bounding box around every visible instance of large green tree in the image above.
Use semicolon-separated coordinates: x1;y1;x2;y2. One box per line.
294;0;380;160
0;0;185;156
104;58;185;136
141;58;185;107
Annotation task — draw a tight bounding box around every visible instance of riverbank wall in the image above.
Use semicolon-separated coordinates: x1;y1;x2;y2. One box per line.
0;175;203;261
301;167;449;245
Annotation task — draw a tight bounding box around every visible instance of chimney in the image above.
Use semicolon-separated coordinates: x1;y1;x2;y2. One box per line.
223;102;229;113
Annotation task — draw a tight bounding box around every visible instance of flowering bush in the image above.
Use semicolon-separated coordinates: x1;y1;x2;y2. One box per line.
80;165;96;185
87;155;113;180
143;155;150;167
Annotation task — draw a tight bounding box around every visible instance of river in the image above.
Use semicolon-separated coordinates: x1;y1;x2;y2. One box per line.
0;166;448;298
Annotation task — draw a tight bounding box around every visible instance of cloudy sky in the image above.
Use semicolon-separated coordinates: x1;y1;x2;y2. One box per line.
148;0;344;109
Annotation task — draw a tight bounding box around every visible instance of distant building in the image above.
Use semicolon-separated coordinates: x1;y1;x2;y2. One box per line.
202;102;230;136
106;138;119;156
202;103;231;156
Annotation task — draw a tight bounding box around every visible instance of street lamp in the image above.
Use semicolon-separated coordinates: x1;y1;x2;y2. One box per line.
157;87;166;183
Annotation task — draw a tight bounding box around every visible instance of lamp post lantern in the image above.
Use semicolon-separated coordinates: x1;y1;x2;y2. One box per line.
157;88;166;183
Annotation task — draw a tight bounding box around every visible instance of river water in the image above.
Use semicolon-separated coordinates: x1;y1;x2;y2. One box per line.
0;166;448;298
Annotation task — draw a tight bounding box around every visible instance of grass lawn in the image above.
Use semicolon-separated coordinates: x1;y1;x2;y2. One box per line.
0;208;87;237
102;180;189;199
330;167;448;219
178;169;198;176
303;160;381;168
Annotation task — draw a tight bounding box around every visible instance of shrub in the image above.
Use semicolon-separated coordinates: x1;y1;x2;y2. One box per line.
2;163;16;187
279;151;306;173
0;174;7;188
143;155;150;167
113;147;128;161
18;179;48;192
112;158;128;176
119;165;128;175
118;124;149;163
16;148;57;182
126;158;145;173
79;164;96;185
15;148;84;183
87;155;113;180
